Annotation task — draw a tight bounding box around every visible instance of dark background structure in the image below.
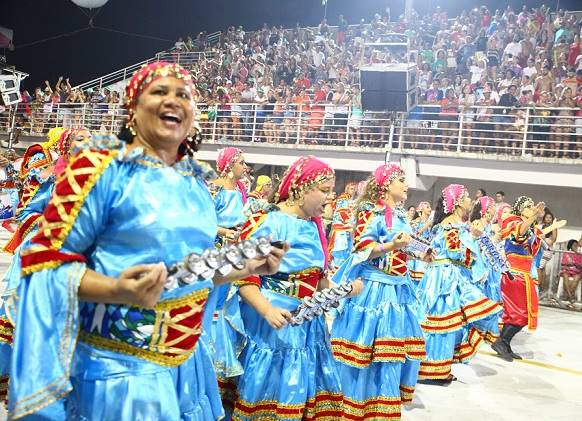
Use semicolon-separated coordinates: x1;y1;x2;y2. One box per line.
2;0;579;89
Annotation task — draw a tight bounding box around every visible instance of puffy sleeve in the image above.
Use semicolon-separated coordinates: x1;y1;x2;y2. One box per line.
8;147;119;419
331;208;384;284
15;178;53;225
352;208;383;253
2;178;56;255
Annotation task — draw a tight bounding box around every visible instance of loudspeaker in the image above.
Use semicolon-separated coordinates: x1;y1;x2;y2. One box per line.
1;90;21;106
361;89;417;112
0;74;20;106
360;64;417;92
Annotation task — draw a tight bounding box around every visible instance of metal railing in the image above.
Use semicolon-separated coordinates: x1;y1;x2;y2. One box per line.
1;102;580;161
74;51;218;92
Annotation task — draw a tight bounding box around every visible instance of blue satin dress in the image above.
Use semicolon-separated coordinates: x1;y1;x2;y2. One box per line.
5;135;224;420
232;210;344;421
408;218;432;287
0;173;54;401
331;204;426;419
207;183;247;406
328;194;355;270
417;223;502;380
469;225;503;343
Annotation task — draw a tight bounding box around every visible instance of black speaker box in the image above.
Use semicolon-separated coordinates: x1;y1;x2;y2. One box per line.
360;64;417;92
361;89;417;112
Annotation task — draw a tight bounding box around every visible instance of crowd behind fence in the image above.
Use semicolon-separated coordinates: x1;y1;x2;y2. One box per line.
0;102;580;159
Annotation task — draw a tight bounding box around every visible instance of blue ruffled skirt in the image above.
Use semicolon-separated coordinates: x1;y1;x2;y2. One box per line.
331;266;426;419
418;262;502;379
471;269;502;343
208;285;246;380
0;232;38;398
232;290;343;421
66;337;224;421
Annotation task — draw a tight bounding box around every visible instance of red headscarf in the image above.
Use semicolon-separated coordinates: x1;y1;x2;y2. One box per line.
275;156;335;268
373;163;405;228
124;61;193;119
216;147;247;203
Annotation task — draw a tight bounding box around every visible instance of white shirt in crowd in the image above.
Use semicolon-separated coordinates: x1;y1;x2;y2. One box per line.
504;41;522;58
523;65;537;78
520;84;535;95
312;49;325;68
470;65;485;84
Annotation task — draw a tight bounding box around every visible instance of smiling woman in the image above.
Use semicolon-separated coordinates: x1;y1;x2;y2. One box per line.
3;62;287;421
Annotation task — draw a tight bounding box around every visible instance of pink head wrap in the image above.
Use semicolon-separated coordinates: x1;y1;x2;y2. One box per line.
124;61;193;119
216;147;247;203
275;156;335;268
373;164;405;228
495;202;511;224
479;196;495;220
217;147;243;175
442;184;468;214
373;163;405;189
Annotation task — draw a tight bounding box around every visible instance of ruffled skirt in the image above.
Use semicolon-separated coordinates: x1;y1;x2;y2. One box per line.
66;338;224;421
418;263;502;379
232;290;343;421
471;269;503;343
331;274;426;420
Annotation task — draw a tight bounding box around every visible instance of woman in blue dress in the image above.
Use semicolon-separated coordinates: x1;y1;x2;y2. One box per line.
417;184;502;384
4;62;286;420
468;196;504;344
330;163;427;420
0;129;92;401
2;126;67;254
207;146;249;409
231;155;361;420
327;182;357;271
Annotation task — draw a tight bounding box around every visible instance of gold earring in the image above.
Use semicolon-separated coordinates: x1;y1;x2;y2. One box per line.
128;120;137;137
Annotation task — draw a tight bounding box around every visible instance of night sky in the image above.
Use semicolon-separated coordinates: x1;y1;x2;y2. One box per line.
2;0;579;91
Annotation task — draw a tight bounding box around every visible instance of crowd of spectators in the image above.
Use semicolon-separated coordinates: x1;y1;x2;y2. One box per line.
411;6;582;158
168;6;582;155
3;76;123;135
3;5;582;157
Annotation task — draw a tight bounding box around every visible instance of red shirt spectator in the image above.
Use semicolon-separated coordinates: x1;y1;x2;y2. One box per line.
238;65;249;83
295;75;311;90
568;36;581;68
